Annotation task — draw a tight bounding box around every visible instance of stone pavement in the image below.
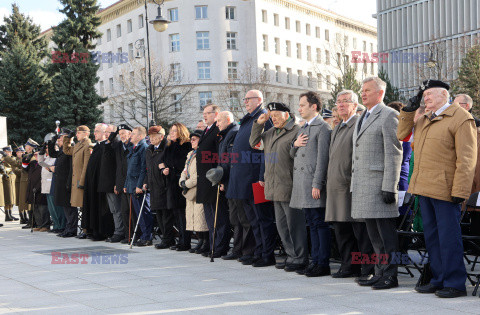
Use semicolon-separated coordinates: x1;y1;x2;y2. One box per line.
0;212;479;314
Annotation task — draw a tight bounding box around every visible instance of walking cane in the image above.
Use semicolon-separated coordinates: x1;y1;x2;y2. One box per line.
30;189;37;233
129;195;133;243
210;185;220;262
130;192;147;249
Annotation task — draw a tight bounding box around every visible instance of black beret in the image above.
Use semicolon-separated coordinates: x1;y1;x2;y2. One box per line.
267;102;290;113
420;79;450;91
190;129;203;139
118;124;132;132
60;128;73;136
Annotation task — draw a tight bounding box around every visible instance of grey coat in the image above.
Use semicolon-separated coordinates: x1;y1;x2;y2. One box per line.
325;115;358;222
290;115;331;209
351;103;402;219
250;118;300;203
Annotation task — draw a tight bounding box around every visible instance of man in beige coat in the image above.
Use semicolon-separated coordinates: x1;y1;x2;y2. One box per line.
398;80;477;298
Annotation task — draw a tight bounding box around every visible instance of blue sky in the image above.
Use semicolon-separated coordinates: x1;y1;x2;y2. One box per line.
1;0;376;32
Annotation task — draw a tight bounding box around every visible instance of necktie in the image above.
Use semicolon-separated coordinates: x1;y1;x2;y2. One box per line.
430;113;437;121
340;122;347;128
358;111;370;130
303;122;309;129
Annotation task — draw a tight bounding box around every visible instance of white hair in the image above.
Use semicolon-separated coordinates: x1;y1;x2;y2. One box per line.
363;77;387;93
95;123;108;132
337;90;359;104
456;93;473;109
219;111;234;123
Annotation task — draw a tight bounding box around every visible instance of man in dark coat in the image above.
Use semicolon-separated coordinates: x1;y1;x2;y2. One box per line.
197;104;230;257
83;123;113;241
226;90;275;267
124;126;153;246
143;126;170;249
26;154;49;231
49;129;78;237
101;125;124;243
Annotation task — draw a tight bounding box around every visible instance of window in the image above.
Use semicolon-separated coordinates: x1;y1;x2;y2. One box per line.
226;6;235;20
316;48;321;63
128;43;134;59
137;39;145;57
119;102;125;116
195;6;208;19
199;91;212;110
296;43;301;59
229;91;240;111
371;62;375;75
288;95;294;107
169;8;178;22
274;38;280;54
306;23;311;35
170;34;180;52
108;51;112;68
285;17;290;29
370;43;374;53
97;36;102;45
307;46;312;61
325;29;329;41
107;29;111;42
196;32;210;50
109;77;114;92
263;63;269;78
287;68;292;84
138;14;144;28
363;40;367;51
353;37;357;49
344;35;349;47
286;40;291;57
326;75;331;90
198;61;211;79
315;26;320;38
262;10;267;23
130;100;136;118
297;70;303;86
274;14;279;26
336;53;341;66
171;63;181;81
173;93;182;113
335;33;341;44
275;66;280;82
228;61;238;79
325;50;330;65
226;32;237;49
119;75;124;91
127;19;132;33
296;20;301;32
116;24;121;37
307;72;313;88
99;81;104;96
263;35;268;52
317;74;322;89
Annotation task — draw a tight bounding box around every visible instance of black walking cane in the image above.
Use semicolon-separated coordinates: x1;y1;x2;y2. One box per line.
30;188;37;233
210;185;220;262
130;191;147;249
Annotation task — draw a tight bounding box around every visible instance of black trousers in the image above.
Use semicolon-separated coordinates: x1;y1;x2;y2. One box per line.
203;197;231;255
333;221;374;276
228;199;256;257
243;199;276;260
173;208;191;247
365;218;399;277
34;204;50;229
121;193;136;241
63;206;78;234
155;208;175;243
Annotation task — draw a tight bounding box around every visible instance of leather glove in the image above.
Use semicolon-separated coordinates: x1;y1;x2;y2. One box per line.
451;197;465;204
108;129;119;142
52;134;59;143
403;89;424;112
180;180;187;189
77;184;84;189
38;143;47;155
68;130;76;138
382;191;396;204
182;187;189;195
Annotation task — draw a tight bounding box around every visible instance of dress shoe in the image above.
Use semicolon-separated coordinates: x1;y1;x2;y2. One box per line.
306;265;331;277
355;274;374;283
275;259;287;269
57;232;66;237
135;239;153;247
39;227;50;232
155;242;173;249
86;234;94;239
62;232;77;238
252;258;276;267
242;256;260;265
435;287;467;298
371;276;398;290
33;227;42;231
357;275;382;286
190;239;204;253
237;255;253;262
120;238;129;244
415;283;444;294
22;224;32;229
332;269;358;278
202;251;211;257
222;253;240;260
106;235;123;243
284;263;307;272
296;262;316;275
196;243;210;254
48;229;57;233
169;244;178;250
176;245;191;252
76;232;87;239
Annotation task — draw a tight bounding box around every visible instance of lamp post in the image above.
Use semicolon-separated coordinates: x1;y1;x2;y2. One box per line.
144;0;171;127
134;39;149;127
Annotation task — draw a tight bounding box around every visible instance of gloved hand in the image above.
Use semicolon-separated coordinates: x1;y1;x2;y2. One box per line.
22;153;33;164
180;180;187;189
38;143;47;155
403;89;424;112
52;134;59;144
182;187;189;195
451;197;465;204
382;191;396;204
108;129;119;142
67;130;76;138
77;184;84;189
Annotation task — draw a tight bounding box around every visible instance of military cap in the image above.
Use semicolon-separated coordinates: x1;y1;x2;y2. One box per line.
118;124;132;132
25;138;39;148
14;146;25;153
420;79;450;92
148;126;165;135
76;125;90;132
267;102;290;113
322;108;333;119
2;146;12;152
59;128;73;136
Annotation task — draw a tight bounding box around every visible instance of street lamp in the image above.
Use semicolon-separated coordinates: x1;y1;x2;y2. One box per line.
144;0;171;127
134;39;148;127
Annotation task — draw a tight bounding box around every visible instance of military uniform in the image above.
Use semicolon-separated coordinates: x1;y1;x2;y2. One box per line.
2;155;17;221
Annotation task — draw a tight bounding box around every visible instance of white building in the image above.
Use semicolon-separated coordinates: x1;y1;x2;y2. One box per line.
43;0;377;128
376;0;480;96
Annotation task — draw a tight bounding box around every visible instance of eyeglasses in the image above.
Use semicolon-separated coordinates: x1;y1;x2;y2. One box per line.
243;97;259;101
203;111;216;115
335;100;353;105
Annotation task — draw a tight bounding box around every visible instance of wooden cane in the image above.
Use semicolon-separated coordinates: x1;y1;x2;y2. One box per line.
210;185;220;262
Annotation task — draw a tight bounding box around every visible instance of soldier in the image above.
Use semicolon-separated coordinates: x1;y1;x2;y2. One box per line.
12;146;26;223
1;146;18;221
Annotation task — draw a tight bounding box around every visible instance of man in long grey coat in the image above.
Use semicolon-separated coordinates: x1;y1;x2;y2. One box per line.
351;77;402;290
290;91;331;277
250;102;306;271
326;90;374;279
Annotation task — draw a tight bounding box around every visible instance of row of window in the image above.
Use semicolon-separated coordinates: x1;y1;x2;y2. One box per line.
169;31;238;52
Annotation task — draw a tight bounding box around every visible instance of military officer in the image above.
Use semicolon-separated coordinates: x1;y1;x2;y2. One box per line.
1;146;18;221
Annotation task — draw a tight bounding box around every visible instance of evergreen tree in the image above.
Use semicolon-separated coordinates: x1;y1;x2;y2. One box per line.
328;66;362;108
378;67;402;105
47;0;105;130
0;36;52;144
452;45;480;117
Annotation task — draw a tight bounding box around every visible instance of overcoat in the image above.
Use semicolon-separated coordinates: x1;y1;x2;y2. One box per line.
196;123;220;204
144;139;167;210
48;141;73;207
63;137;92;207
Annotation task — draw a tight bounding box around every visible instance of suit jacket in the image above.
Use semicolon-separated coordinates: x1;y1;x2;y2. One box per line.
196;122;220;204
351;103;402;219
290;115;331;209
63;137;92;207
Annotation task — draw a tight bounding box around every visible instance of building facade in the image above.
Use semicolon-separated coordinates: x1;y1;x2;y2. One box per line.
44;0;377;128
377;0;480;96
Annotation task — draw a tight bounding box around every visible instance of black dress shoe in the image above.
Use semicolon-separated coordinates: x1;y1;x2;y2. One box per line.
169;244;178;250
62;232;77;238
371;276;398;290
222;253;240;260
435;287;467;298
190;239;204;253
106;235;123;243
22;224;32;229
332;269;358;278
237;255;253;262
357;275;382;286
306;265;331;277
76;232;87;239
155;242;173;249
242;256;260;265
120;238;129;244
176;245;191;252
252;258;276;267
56;232;66;237
296;262;316;275
284;263;307;272
135;239;153;247
415;283;444;294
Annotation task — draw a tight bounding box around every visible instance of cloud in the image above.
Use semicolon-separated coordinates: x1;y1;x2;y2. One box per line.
28;10;64;32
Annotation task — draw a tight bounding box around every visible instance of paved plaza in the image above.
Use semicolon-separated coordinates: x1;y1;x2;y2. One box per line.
0;210;479;315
